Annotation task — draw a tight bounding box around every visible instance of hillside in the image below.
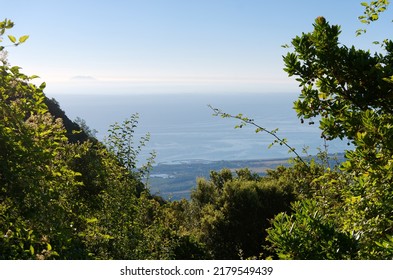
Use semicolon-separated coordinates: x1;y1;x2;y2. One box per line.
44;97;91;143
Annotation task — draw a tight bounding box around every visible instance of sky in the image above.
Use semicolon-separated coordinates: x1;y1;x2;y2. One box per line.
2;0;392;95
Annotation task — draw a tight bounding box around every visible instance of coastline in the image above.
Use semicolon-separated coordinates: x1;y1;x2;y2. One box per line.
149;153;345;200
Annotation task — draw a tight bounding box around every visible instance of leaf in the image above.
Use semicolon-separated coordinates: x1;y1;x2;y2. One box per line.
10;66;21;72
361;2;369;7
7;35;16;43
318;92;328;99
18;35;29;43
86;217;98;223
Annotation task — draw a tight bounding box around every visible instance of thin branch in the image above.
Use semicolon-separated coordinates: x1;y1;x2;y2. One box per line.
208;105;310;169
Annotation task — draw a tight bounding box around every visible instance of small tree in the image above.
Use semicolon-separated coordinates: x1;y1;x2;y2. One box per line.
104;113;156;185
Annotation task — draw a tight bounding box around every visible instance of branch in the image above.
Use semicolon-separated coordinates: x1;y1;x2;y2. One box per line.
208;105;310;170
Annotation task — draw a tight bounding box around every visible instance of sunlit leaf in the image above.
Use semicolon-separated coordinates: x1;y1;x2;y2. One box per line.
18;35;29;43
7;35;16;43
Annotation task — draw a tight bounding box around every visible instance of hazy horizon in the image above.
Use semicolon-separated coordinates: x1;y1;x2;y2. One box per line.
4;0;391;95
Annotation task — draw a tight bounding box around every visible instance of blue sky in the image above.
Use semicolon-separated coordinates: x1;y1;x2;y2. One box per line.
2;0;391;94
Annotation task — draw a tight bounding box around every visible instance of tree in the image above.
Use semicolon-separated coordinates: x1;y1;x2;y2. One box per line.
104;113;156;185
268;2;393;259
183;169;295;259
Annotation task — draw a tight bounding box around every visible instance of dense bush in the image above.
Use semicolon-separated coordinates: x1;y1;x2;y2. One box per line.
172;168;296;259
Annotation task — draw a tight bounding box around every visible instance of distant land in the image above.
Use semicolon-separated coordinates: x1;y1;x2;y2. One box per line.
148;154;345;200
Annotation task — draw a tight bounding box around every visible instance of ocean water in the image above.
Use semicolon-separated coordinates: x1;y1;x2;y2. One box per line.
49;92;350;164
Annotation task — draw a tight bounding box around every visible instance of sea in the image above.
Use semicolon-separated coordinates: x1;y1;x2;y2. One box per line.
48;92;351;165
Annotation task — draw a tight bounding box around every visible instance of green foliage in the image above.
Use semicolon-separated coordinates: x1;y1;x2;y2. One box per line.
0;19;186;260
267;12;393;259
44;98;91;143
357;0;390;36
267;199;358;259
0;19;28;51
183;169;296;259
4;6;393;260
0;48;86;258
284;18;393;143
104;113;156;183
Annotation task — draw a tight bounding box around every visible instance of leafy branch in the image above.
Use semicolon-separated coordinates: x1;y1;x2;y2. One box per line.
208;105;310;169
0;18;29;51
357;0;390;37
